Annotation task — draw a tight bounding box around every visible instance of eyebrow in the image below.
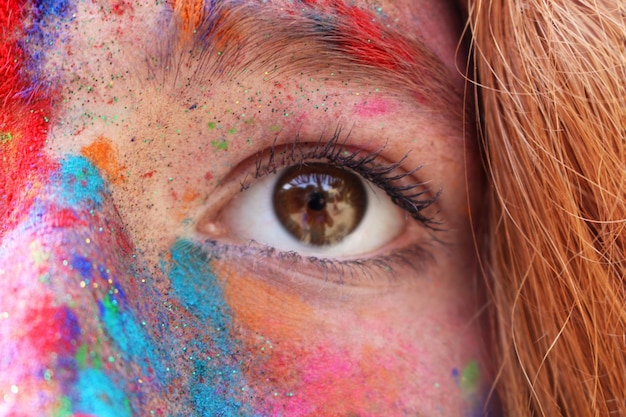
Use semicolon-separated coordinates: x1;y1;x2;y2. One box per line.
160;0;464;114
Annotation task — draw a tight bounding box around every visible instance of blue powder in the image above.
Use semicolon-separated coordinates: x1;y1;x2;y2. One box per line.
22;0;75;88
57;305;81;341
191;379;247;417
52;156;106;209
98;293;164;378
73;368;132;417
71;254;93;279
168;239;233;353
167;239;258;416
34;0;72;18
451;367;460;386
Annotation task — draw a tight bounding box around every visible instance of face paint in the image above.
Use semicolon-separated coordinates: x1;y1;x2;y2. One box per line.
2;0;492;414
0;0;61;237
81;137;126;185
0;156;138;414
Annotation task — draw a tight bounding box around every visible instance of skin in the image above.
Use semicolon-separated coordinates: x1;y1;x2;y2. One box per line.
0;0;491;415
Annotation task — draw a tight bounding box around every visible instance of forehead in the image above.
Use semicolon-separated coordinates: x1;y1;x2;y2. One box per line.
1;0;464;237
25;0;462;85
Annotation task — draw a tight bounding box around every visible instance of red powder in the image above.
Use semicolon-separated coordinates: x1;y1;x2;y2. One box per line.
303;0;415;70
48;207;87;229
21;301;80;357
110;0;134;16
335;2;414;70
353;97;394;118
0;0;57;238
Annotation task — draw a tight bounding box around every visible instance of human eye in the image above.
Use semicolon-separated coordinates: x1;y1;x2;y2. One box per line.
196;128;440;285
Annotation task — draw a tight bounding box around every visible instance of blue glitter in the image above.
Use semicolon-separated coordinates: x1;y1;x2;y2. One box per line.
168;239;233;353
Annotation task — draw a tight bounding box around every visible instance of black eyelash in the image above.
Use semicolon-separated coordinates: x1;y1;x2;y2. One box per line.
200;239;435;284
248;125;441;226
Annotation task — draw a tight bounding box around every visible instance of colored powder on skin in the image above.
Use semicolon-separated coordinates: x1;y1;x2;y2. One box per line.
453;360;484;416
305;0;414;70
1;155;166;414
75;344;89;369
81;137;126;185
191;377;247;417
0;131;13;143
167;239;258;415
97;291;164;379
460;360;480;395
171;0;206;35
168;240;231;345
24;0;75;77
22;303;81;357
0;0;57;237
52;156;106;209
218;263;314;339
353;97;394;118
211;138;228;151
54;396;73;417
71;254;93;279
73;368;132;417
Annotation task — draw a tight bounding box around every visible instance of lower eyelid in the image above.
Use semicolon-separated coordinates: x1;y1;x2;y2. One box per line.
196;236;436;291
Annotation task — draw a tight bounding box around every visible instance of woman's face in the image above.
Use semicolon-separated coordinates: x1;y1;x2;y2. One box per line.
1;0;490;415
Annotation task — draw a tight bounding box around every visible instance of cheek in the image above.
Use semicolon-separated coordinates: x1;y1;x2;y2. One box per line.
1;156;487;416
216;264;487;416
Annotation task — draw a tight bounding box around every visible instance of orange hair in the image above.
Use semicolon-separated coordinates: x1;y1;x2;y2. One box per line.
468;1;626;415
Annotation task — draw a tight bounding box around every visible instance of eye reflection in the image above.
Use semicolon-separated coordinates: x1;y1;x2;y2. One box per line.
273;164;367;246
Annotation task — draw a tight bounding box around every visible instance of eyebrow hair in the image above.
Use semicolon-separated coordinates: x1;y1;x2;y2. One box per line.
158;0;464;115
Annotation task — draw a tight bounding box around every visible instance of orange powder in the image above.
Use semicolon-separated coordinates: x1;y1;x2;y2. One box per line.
215;263;315;340
80;137;125;185
171;0;205;35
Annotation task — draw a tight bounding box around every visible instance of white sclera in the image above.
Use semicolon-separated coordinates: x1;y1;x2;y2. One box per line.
222;167;406;257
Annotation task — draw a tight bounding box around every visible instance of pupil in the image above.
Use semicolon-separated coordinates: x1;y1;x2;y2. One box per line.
307;192;326;211
272;163;367;246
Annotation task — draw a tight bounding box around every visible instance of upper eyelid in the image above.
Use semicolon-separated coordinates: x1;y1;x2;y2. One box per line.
196;126;441;235
250;128;441;226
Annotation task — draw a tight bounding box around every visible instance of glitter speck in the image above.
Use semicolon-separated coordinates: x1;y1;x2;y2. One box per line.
10;385;18;394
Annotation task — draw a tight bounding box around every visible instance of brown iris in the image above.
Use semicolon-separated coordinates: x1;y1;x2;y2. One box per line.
272;163;367;246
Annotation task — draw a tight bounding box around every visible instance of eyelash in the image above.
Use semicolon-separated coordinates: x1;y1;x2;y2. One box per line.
246;126;440;226
201;125;441;283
